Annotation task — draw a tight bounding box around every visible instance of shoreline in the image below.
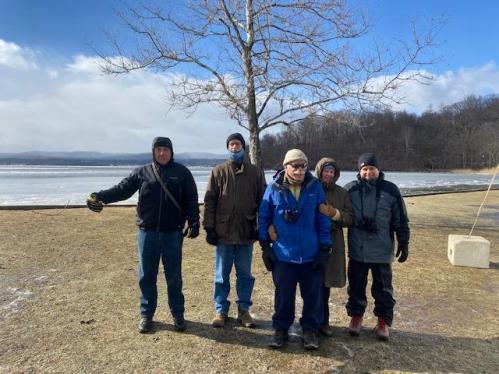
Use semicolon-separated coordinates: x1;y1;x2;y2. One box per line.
1;184;498;210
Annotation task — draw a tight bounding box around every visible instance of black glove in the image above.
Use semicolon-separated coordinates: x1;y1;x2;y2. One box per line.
86;193;103;213
260;240;276;272
205;228;219;246
396;242;409;263
184;222;200;239
312;245;331;272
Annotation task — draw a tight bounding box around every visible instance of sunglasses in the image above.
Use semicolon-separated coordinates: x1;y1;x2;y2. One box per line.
289;163;307;169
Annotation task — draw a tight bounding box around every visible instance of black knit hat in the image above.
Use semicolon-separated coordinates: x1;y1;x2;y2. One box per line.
357;152;379;170
226;133;246;149
152;137;173;151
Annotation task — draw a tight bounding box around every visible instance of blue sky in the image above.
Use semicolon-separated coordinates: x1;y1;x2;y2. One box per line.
0;0;498;153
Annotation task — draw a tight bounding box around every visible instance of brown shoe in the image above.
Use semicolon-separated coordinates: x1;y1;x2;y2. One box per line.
212;313;227;328
237;308;255;328
374;317;389;341
319;324;333;337
348;315;363;336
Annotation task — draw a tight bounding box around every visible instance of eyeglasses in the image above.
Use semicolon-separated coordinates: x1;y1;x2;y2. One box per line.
288;163;307;169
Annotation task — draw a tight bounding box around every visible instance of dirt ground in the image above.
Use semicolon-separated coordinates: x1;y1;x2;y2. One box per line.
1;191;498;373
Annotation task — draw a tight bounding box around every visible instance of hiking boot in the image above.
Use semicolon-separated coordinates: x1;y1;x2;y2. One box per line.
268;329;289;349
303;330;319;350
237;308;255;328
374;317;390;341
173;316;186;332
348;315;363;336
212;313;227;328
319;324;333;337
138;317;153;334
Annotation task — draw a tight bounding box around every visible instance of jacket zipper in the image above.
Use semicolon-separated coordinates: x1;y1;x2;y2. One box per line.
157;177;163;232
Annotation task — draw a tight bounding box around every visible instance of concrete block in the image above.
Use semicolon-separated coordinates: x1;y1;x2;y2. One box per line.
448;234;490;269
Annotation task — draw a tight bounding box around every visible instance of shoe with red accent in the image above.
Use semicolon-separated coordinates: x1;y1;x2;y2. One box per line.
348;315;363;336
374;317;390;341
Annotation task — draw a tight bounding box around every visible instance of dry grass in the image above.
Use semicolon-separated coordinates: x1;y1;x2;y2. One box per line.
1;191;498;373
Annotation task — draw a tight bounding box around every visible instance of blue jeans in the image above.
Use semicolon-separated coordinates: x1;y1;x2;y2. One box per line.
137;229;184;319
213;243;255;314
272;261;324;332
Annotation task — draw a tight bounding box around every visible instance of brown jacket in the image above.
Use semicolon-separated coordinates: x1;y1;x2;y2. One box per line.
315;157;353;288
203;158;266;244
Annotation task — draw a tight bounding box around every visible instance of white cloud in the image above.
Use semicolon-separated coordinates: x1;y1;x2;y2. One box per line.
0;38;498;153
0;43;238;154
0;39;38;69
384;62;499;113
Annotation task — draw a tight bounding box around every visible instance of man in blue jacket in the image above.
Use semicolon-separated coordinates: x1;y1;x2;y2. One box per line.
86;137;200;334
344;153;410;340
258;149;332;350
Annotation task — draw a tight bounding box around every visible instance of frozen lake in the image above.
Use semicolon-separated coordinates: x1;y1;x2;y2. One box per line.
0;164;497;206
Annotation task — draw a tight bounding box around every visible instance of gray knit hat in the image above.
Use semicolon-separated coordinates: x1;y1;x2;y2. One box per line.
283;149;308;166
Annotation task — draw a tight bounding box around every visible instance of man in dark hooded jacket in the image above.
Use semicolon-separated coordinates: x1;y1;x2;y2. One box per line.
86;137;200;333
344;153;410;340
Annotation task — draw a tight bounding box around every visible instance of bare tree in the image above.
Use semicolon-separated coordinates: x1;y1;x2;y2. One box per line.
101;0;440;167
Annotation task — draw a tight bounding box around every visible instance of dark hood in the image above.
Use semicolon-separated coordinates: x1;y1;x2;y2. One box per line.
152;136;174;166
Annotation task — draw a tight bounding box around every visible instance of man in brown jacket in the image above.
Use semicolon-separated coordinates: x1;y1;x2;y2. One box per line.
203;133;266;328
315;157;353;336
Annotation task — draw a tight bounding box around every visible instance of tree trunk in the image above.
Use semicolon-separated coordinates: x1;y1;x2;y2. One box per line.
248;124;261;168
244;0;261;168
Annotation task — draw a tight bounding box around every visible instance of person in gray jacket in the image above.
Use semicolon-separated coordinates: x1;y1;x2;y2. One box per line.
344;153;410;340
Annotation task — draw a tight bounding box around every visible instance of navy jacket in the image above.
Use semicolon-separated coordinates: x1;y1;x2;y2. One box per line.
95;159;199;231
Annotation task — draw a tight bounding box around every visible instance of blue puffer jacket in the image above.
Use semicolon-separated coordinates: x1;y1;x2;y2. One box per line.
258;170;332;264
344;172;410;263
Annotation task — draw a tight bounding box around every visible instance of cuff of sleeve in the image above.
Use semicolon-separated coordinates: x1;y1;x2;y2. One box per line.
332;209;342;221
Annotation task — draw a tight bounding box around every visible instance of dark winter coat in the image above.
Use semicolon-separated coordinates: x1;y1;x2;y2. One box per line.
344;173;410;263
315;158;353;288
258;170;332;264
203;158;266;244
95;159;199;231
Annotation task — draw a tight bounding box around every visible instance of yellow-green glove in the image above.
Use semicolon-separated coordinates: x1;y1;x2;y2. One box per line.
86;193;103;213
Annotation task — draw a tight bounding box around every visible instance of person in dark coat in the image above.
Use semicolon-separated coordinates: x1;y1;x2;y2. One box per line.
258;149;332;350
86;137;200;333
344;153;410;340
314;157;353;337
203;133;266;328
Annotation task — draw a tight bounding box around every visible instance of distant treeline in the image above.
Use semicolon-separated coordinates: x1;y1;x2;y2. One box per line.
261;95;499;171
0;157;224;167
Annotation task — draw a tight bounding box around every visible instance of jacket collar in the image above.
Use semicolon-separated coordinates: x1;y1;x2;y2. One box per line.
272;169;315;191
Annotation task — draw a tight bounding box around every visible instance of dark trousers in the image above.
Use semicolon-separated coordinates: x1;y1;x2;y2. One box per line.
137;229;184;319
322;286;331;326
346;259;395;326
272;261;323;332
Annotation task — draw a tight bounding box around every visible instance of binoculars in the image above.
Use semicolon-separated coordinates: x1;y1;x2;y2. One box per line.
357;217;378;233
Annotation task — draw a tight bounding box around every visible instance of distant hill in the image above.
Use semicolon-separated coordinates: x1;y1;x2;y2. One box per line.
0;151;225;166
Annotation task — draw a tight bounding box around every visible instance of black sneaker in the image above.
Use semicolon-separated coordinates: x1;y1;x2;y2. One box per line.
138;317;153;334
173;316;187;332
303;330;319;350
268;329;289;349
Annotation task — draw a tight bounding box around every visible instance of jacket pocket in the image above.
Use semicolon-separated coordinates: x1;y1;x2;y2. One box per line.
215;214;231;238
